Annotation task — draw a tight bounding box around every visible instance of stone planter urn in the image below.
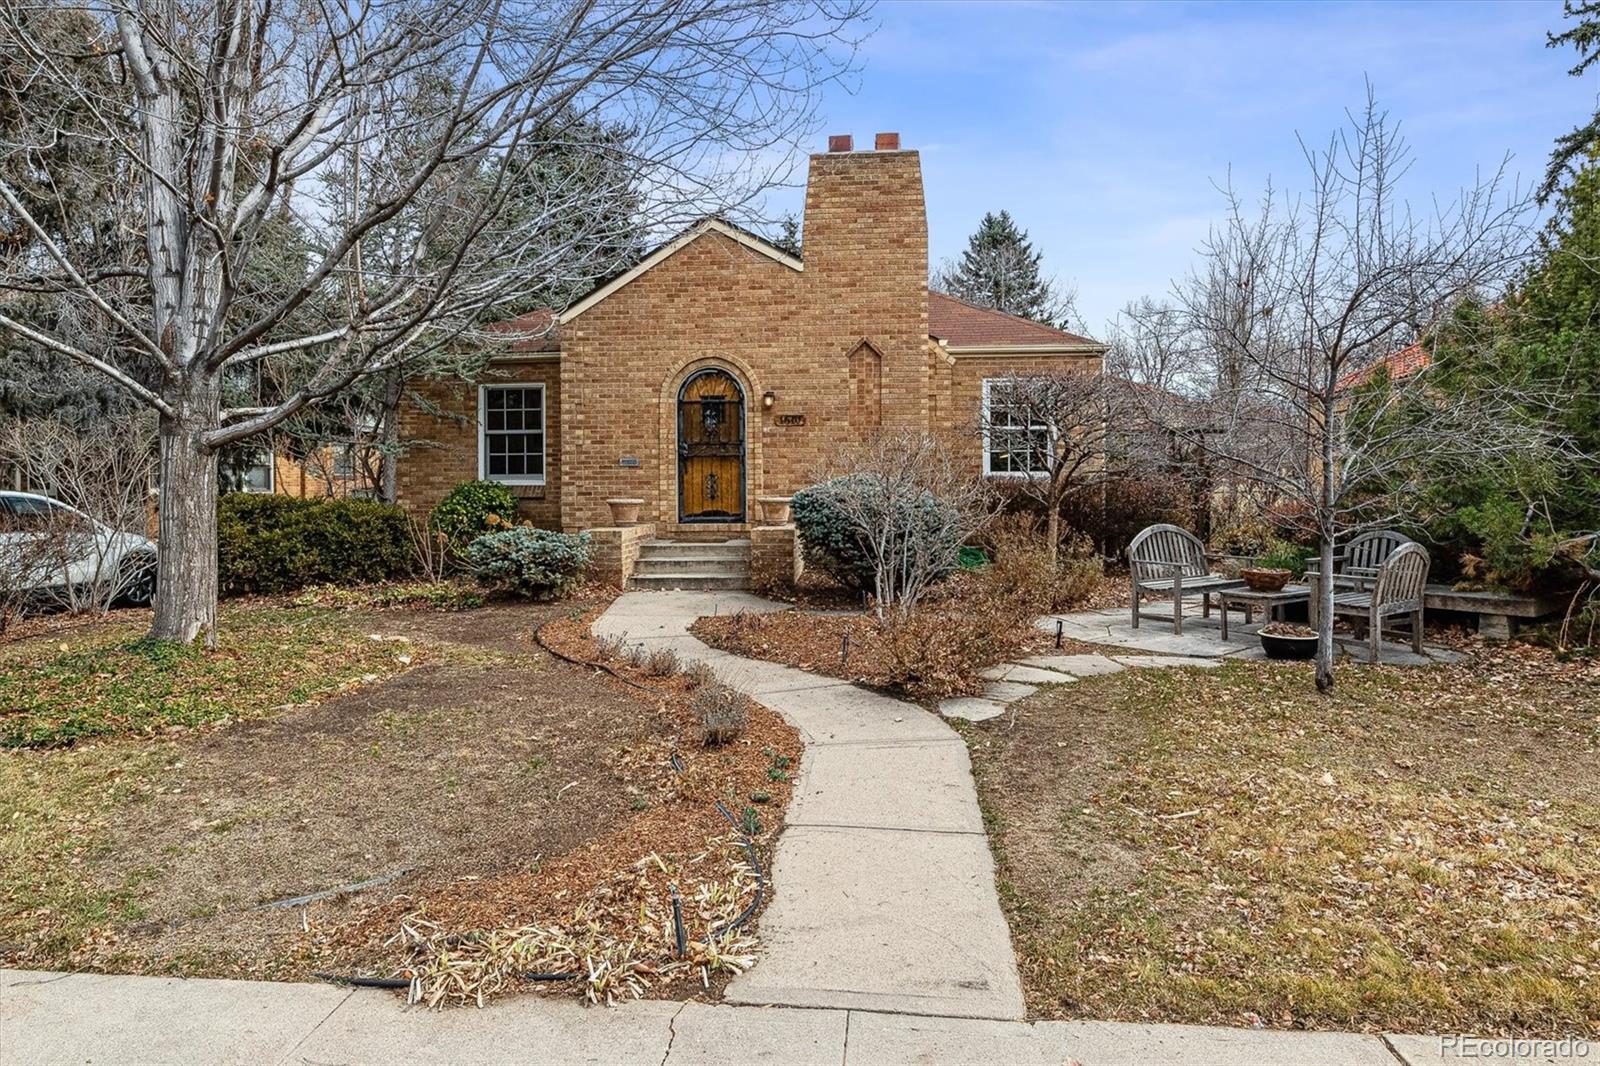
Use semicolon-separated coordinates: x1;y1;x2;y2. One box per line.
756;495;793;524
605;498;644;525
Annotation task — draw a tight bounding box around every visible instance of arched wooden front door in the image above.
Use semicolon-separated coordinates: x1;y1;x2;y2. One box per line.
677;368;746;522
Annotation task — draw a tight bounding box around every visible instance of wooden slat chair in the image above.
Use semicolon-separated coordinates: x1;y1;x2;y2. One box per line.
1128;523;1243;635
1309;530;1415;592
1329;542;1431;662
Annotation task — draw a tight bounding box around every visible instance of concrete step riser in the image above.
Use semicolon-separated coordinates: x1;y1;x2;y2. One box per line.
633;557;751;574
628;574;751;591
638;545;750;561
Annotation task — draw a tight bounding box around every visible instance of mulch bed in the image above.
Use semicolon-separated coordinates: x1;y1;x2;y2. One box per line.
316;606;802;1005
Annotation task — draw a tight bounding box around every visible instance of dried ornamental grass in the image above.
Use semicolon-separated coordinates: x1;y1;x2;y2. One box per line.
389;835;760;1007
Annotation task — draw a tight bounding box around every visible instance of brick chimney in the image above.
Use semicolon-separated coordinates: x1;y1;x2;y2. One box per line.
827;133;853;153
802;134;928;428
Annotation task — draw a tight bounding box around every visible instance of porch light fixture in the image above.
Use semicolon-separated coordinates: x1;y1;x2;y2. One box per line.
762;390;776;409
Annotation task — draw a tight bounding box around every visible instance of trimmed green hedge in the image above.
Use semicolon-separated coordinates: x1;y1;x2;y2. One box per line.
218;494;413;595
430;480;518;546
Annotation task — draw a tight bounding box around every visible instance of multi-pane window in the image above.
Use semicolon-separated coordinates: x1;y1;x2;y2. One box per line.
220;448;274;493
480;385;545;483
983;379;1051;477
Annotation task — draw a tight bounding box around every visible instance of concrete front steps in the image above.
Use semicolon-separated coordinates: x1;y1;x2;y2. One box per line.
628;538;751;590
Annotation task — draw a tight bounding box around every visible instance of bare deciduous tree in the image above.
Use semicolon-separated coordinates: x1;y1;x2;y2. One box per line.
1173;93;1559;691
0;0;868;644
977;366;1119;565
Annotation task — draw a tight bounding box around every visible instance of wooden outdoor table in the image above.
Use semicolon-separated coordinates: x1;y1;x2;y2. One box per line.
1218;584;1312;640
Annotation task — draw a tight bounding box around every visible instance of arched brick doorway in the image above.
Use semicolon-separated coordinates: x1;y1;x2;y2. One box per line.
677;367;746;522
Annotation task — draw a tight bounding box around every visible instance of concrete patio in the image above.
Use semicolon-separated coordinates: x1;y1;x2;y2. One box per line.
1037;604;1468;666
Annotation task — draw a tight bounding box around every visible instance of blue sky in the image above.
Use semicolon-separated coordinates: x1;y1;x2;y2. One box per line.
764;0;1599;337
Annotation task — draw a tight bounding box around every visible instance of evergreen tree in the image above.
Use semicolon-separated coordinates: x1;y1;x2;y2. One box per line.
1542;0;1600;200
933;210;1073;326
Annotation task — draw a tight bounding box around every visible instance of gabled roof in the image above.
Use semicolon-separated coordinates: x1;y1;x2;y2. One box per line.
557;218;803;324
1336;342;1431;392
488;308;560;353
928;291;1103;350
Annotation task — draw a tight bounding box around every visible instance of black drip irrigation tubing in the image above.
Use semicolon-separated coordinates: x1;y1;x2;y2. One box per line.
312;622;769;993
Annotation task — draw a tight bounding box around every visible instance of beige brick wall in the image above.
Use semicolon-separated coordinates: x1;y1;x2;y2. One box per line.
393;145;1103;530
395;358;563;529
950;352;1103;478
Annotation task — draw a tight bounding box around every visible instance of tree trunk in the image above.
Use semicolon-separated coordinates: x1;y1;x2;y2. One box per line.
1315;531;1336;692
150;381;221;647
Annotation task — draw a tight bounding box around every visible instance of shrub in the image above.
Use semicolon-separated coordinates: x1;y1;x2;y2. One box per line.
1061;472;1194;559
877;577;1035;703
643;646;681;678
430;480;519;546
983;514;1104;613
1256;539;1313;578
792;474;964;595
693;682;747;746
463;527;590;599
217;494;413;595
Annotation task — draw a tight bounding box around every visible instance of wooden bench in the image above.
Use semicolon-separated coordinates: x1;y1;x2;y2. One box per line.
1128;523;1244;635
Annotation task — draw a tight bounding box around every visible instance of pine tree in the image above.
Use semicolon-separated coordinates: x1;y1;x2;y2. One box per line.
934;210;1072;326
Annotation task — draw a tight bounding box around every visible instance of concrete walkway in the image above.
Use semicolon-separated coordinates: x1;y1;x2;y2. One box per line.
11;968;1585;1065
591;591;1024;1020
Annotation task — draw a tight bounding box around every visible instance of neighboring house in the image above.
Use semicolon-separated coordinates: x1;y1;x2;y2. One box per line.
220;442;377;499
1335;341;1432;393
394;133;1106;581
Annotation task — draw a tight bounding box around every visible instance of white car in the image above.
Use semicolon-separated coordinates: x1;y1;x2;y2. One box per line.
0;491;158;608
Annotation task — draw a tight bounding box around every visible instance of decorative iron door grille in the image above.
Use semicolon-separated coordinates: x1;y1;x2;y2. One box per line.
677;369;746;522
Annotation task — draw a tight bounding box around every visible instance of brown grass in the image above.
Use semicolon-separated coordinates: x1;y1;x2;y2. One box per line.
966;644;1600;1036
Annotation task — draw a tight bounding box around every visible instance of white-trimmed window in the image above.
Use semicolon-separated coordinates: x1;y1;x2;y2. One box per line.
982;378;1051;478
479;384;546;484
220;447;275;493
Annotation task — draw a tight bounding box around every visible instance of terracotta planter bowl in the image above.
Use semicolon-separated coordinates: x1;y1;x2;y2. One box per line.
605;498;644;525
1241;567;1292;592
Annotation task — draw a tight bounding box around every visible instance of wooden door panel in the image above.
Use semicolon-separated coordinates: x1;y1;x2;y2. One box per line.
678;370;746;521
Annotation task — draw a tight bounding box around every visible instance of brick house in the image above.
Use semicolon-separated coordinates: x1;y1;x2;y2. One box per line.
395;133;1106;587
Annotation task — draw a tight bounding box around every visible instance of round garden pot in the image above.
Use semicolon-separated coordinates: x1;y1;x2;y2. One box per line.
1259;631;1318;660
756;495;793;524
605;498;644;525
1241;567;1292;592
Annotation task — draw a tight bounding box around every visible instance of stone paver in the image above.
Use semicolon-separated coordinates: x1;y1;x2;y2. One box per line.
1016;652;1126;676
594;591;1025;1021
935;695;1007;722
979;663;1079;685
1112;653;1224;670
978;679;1036;703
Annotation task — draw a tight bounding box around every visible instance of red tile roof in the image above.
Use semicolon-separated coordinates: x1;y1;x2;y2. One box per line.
1335;342;1431;391
928;291;1100;348
488;309;560;353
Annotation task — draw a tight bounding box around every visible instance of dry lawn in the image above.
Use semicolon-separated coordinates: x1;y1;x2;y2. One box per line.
966;646;1600;1036
0;597;800;1006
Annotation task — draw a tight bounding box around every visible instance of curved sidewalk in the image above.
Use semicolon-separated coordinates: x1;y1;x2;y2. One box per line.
592;590;1025;1021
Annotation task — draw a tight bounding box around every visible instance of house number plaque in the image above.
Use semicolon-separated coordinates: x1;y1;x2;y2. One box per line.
775;413;807;427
